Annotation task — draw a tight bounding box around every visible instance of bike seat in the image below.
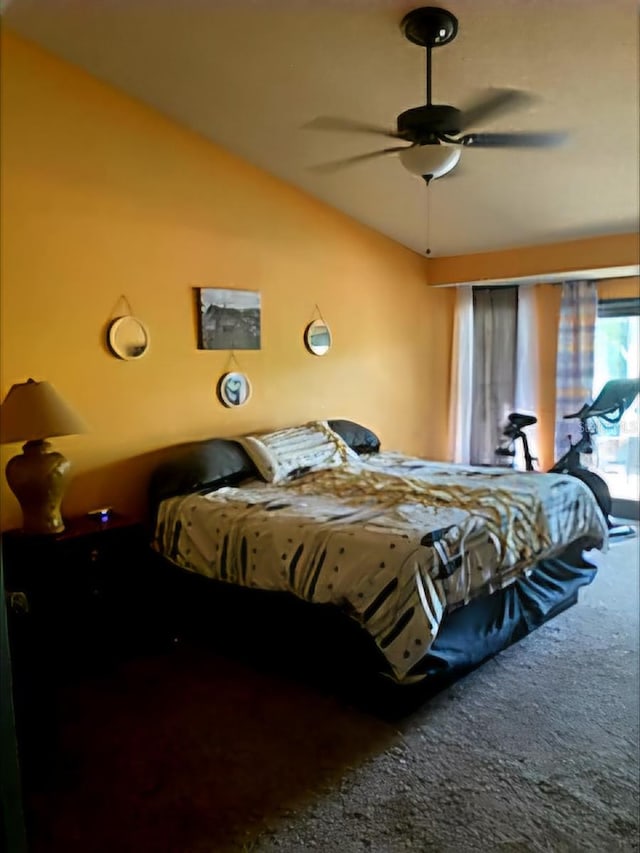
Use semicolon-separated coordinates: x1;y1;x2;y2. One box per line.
508;412;537;429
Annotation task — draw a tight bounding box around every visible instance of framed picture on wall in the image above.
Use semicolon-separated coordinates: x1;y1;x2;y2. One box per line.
197;288;261;350
217;371;252;407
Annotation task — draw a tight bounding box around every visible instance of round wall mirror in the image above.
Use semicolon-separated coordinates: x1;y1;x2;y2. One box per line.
217;371;252;407
304;319;332;356
107;316;150;360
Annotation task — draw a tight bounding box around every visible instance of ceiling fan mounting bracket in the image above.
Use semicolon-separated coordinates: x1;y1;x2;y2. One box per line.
400;7;458;48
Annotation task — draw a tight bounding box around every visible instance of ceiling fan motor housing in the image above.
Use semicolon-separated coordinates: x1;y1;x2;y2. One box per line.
397;104;462;141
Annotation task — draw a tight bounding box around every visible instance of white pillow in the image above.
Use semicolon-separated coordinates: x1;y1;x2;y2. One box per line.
238;420;358;483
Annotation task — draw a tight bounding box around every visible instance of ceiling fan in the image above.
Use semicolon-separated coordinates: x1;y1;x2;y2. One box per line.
306;6;567;182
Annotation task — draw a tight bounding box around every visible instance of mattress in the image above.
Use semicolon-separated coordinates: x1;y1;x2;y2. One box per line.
153;452;607;682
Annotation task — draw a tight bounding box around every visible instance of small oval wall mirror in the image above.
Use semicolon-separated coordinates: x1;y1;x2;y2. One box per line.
304;319;332;356
107;316;150;360
217;371;252;407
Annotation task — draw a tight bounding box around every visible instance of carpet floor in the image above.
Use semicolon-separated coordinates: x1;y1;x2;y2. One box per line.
24;535;639;853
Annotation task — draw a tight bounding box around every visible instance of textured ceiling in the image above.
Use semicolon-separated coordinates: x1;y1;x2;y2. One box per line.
3;0;639;257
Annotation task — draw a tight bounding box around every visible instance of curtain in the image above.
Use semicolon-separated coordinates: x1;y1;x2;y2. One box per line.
449;285;474;464
554;281;597;460
514;284;540;468
470;287;518;465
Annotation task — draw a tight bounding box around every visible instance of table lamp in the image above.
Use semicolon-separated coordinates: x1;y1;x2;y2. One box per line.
0;379;87;535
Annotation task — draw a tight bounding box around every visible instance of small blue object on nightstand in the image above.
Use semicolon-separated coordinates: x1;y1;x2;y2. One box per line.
87;507;113;523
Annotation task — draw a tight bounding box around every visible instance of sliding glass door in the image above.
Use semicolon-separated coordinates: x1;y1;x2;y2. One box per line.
592;298;640;520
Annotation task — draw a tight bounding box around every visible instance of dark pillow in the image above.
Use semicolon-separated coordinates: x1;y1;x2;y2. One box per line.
327;419;381;455
148;437;257;515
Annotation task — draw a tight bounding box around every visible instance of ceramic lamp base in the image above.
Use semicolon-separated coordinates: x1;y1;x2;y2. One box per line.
5;439;70;535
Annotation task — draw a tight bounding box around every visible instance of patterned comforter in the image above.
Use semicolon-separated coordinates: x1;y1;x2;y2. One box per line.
153;452;608;682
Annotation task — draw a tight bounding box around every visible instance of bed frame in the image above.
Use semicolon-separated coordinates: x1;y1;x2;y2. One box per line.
146;421;599;713
146;541;597;714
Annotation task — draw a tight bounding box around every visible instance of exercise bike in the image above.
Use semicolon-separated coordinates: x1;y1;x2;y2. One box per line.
496;377;640;537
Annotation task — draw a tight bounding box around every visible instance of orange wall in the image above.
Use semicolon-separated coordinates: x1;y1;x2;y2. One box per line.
0;33;455;530
535;277;639;469
427;234;640;286
2;32;636;532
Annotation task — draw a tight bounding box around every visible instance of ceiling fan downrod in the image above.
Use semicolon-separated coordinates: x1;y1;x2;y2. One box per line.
400;7;459;107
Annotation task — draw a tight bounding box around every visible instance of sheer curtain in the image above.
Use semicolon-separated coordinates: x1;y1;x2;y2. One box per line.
449;285;474;464
554;281;597;459
469;287;518;465
514;284;540;468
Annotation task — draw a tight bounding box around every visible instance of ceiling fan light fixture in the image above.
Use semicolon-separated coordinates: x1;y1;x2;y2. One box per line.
398;143;461;179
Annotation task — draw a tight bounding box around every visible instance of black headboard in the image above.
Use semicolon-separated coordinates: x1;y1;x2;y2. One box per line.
148;437;256;517
327;419;381;455
147;419;381;516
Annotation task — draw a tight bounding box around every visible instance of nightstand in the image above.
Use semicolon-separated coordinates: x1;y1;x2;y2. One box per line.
2;513;160;787
3;513;152;673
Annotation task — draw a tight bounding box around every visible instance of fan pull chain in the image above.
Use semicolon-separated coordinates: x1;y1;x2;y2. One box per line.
424;176;432;256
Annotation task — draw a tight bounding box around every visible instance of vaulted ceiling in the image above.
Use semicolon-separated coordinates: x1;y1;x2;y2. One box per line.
3;0;639;257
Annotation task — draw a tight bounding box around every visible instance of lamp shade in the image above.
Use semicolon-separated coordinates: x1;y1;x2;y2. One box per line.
0;379;87;444
399;143;461;179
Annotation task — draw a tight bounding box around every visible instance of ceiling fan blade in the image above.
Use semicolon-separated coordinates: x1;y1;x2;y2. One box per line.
309;146;411;174
303;116;402;140
460;131;568;148
457;88;536;131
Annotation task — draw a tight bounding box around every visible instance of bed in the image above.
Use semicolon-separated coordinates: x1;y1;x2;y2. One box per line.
148;419;607;694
